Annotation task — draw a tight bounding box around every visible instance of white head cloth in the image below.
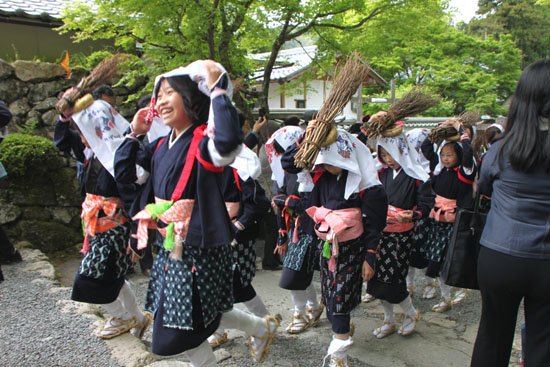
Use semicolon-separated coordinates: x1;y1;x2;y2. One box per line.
146;60;233;141
310;129;381;199
405;128;431;175
230;144;261;180
488;123;504;133
376;133;430;182
72;100;130;177
265;126;303;188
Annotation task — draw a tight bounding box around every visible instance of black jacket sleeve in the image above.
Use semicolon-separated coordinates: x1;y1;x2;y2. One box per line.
421;137;439;173
361;185;388;270
0;101;12;127
53;118;86;162
244;132;259;150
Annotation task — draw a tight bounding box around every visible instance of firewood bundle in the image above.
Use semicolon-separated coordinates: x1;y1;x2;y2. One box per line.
363;89;439;139
55;54;126;115
294;51;370;170
427;111;480;144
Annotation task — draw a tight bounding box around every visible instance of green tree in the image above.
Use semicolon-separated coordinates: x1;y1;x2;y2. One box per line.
59;0;420;115
468;0;550;67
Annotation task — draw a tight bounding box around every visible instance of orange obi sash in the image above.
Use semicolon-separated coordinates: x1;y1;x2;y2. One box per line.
132;197;195;251
384;205;414;233
429;195;457;223
225;202;240;222
306;206;364;243
81;193;127;253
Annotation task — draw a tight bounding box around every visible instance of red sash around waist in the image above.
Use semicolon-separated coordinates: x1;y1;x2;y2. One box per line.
306;206;364;243
384;205;414;233
429;195;457;223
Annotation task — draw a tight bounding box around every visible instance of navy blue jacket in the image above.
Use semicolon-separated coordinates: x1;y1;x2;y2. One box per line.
114;88;243;250
478;138;550;260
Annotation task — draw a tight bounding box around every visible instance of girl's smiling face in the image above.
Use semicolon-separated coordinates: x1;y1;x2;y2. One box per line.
155;79;191;131
440;144;459;168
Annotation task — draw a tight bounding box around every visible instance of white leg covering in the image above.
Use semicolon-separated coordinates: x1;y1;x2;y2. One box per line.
219;308;265;337
118;280;145;322
322;337;354;367
439;277;452;301
244;295;269;317
406;267;416;288
399;295;417;318
304;283;318;310
184;340;217;367
101;299;126;319
290;290;307;315
380;300;395;323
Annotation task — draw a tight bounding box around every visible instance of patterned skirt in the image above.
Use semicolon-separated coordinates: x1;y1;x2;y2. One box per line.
367;230;413;304
321;236;365;315
425;219;454;278
71;223;132;304
146;244;234;331
232;239;256;289
410;218;430;269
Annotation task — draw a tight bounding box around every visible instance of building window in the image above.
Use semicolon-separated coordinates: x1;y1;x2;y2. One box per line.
295;99;306;108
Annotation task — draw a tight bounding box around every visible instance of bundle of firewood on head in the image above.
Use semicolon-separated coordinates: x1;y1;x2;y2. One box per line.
294;51;370;170
55;54;126;117
362;89;439;140
428;110;480;145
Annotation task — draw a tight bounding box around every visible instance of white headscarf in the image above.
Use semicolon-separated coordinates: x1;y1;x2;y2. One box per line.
265;126;303;188
72;100;130;177
433;140;463;176
146;61;233;142
405;128;431;175
376;133;430;182
308;129;381;199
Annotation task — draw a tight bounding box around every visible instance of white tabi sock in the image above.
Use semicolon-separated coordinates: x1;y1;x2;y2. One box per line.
438;277;452;301
244;295;269;317
184;340;217;367
406;267;416;288
380;300;396;323
399;295;417;318
322;337;354;367
102;299;126;319
290;290;307;315
219;307;265;337
118;280;144;322
304;283;319;310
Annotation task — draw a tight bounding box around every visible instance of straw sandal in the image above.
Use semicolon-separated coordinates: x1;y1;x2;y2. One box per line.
432;298;452;313
422;279;438;300
329;356;350;367
249;314;281;363
451;288;471;305
286;313;310;334
130;311;153;339
97;316;138;339
407;285;416;297
306;302;324;327
208;331;228;348
398;310;421;336
373;321;396;339
362;293;375;303
349;321;355;337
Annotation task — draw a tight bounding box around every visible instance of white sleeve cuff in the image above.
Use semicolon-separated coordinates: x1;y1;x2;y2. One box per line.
207;140;242;167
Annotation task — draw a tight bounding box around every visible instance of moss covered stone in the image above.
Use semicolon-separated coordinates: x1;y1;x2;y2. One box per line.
0;133;62;179
17;220;83;252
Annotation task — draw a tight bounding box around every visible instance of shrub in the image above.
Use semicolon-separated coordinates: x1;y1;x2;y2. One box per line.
0;134;61;179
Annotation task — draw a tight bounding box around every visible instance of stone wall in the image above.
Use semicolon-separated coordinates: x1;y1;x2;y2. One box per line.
0;58;147;253
0;58;147;138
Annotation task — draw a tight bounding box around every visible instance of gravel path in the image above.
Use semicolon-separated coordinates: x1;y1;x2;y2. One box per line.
0;250;120;367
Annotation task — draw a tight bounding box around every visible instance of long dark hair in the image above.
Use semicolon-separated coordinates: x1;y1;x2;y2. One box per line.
499;58;550;172
153;75;210;125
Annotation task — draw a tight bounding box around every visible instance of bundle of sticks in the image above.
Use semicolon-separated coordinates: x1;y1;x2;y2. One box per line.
55;54;126;115
427;111;480;144
363;89;439;139
294;51;370;170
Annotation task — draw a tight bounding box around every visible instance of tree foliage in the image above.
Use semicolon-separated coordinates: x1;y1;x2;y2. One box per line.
468;0;550;67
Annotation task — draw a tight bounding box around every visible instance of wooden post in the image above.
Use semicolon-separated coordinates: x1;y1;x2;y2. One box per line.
356;82;363;123
390;79;396;103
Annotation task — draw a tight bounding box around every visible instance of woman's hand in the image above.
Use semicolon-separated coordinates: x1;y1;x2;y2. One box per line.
362;261;374;282
441;118;461;132
253;116;267;133
131;107;151;135
370;110;388;122
395;210;413;223
202;60;223;90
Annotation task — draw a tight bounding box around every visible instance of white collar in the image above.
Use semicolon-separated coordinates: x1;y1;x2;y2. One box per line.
168;125;192;149
392;168;402;179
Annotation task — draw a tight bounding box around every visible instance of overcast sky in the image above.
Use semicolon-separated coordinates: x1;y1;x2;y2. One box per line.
449;0;479;22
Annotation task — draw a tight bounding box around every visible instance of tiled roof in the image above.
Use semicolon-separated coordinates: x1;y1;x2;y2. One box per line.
250;45;318;82
0;0;95;21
